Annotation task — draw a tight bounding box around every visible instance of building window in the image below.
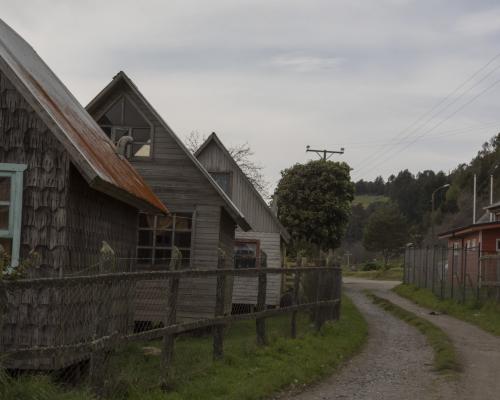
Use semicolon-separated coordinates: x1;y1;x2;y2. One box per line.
98;96;152;158
0;164;26;268
137;212;193;268
496;239;500;252
234;240;260;269
210;172;231;196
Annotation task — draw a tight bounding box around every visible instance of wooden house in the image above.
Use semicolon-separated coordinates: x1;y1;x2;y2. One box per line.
0;19;168;369
196;133;290;307
86;72;251;321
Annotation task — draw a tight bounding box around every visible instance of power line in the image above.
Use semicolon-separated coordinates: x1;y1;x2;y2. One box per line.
355;76;500;176
353;52;500;174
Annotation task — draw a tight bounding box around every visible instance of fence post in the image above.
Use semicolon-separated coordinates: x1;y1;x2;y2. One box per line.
412;246;416;285
450;245;455;299
403;247;407;284
161;250;181;385
424;246;429;289
476;247;481;302
290;257;301;339
463;246;468;303
314;253;327;332
431;246;436;294
441;246;446;300
213;251;226;360
256;262;267;346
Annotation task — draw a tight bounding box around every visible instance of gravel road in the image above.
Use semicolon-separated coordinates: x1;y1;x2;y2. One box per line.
280;279;455;400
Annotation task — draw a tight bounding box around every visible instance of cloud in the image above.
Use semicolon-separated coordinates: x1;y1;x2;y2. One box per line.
268;53;344;73
456;7;500;36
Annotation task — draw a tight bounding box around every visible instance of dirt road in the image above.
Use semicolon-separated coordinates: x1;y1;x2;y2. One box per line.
281;278;500;400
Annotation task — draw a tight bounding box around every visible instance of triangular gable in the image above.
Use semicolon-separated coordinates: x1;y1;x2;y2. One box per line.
86;71;250;231
196;133;290;242
0;19;167;214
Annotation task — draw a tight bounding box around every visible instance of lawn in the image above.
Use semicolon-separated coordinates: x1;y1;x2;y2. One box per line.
393;284;500;337
352;195;389;208
1;296;368;400
343;267;403;281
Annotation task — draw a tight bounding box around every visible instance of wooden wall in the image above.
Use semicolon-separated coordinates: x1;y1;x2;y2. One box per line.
197;140;278;232
87;80;238;320
0;70;70;277
233;231;282;306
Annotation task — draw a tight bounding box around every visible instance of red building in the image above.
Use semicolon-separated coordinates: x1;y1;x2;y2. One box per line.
438;202;500;286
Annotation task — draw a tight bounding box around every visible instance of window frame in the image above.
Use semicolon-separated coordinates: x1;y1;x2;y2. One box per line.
137;212;194;268
234;239;261;269
496;239;500;252
209;171;232;197
0;163;27;268
97;95;154;160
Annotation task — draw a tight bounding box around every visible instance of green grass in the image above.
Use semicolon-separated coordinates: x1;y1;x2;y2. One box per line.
343;267;403;281
1;296;368;400
394;284;500;337
352;195;389;208
369;293;460;374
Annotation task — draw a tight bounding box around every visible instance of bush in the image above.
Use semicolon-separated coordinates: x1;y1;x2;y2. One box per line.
362;262;381;271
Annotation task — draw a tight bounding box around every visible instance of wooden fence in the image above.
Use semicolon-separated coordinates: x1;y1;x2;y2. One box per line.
0;264;342;390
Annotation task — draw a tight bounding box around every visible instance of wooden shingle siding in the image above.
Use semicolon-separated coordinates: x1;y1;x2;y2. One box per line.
0;70;70;277
233;231;282;306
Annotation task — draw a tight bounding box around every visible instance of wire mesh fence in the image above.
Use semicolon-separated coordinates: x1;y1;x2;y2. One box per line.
404;245;500;303
0;260;341;398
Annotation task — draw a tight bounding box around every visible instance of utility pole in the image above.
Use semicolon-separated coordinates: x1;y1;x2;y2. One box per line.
431;184;450;238
306;145;345;160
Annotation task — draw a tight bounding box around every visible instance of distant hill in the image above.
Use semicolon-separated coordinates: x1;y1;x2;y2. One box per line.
352;195;389;208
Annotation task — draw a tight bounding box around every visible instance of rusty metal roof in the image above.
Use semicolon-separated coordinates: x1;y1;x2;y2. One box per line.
0;19;168;214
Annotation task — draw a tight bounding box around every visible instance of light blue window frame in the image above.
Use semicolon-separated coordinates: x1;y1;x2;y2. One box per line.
0;163;26;268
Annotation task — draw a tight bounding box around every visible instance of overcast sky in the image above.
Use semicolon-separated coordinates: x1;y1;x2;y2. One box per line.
3;0;500;188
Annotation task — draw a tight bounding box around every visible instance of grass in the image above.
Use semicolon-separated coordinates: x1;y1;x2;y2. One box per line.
1;296;368;400
393;284;500;337
343;267;403;281
352;195;389;208
368;293;460;374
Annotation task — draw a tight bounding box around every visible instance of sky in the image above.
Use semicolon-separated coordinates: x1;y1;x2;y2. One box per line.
3;0;500;189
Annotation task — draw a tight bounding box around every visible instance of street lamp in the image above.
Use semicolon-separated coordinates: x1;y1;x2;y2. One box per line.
431;184;450;237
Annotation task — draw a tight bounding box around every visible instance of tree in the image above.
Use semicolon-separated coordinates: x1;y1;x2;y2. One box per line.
184;131;270;199
275;160;354;254
363;203;408;266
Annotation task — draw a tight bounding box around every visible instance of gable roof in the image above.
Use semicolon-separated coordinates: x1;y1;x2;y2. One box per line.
0;19;167;214
86;71;250;231
195;133;291;242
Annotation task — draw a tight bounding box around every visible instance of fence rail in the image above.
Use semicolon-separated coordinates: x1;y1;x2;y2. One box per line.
0;263;342;395
404;245;500;303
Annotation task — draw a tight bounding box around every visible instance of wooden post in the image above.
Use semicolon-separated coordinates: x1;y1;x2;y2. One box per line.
256;267;267;346
161;248;181;385
290;257;301;338
213;251;226;360
314;252;327;332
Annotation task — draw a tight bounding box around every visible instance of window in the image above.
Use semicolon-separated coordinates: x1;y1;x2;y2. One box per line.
210;172;231;196
98;96;152;158
137;212;193;268
234;240;260;269
496;239;500;252
0;164;26;268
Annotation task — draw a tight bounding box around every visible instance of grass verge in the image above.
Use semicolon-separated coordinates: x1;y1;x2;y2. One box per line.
343;268;403;281
1;295;368;400
368;293;460;374
393;284;500;337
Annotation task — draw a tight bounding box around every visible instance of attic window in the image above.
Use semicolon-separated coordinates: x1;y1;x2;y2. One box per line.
98;96;152;158
210;172;231;196
0;164;26;269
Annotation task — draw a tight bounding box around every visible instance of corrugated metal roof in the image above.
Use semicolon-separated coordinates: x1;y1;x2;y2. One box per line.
0;19;168;214
86;71;251;231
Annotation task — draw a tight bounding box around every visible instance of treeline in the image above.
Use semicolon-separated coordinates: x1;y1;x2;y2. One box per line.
344;132;500;263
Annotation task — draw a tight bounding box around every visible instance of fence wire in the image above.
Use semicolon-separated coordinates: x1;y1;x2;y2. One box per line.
0;263;341;399
404;245;500;303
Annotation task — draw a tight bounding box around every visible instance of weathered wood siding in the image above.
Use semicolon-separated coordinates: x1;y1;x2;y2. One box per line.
65;166;138;274
87;81;236;321
233;231;282;306
0;70;70;277
197;140;277;232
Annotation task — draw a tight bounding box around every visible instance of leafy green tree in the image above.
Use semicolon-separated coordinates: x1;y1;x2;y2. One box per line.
363;203;409;266
275;160;354;254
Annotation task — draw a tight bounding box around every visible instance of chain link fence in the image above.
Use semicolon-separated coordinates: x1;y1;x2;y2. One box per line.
0;260;341;398
404;245;500;303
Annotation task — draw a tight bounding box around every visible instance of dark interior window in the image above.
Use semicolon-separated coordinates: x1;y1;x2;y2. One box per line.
99;97;152;158
234;241;258;269
210;172;231;196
